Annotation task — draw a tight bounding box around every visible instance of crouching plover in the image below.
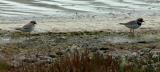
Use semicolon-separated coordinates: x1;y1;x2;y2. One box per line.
120;18;144;34
15;21;37;32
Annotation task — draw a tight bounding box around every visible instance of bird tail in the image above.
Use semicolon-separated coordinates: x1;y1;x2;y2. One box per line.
119;23;126;25
15;27;22;30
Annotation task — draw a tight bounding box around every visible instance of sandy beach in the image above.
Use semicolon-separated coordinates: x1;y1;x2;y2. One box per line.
0;0;160;33
0;15;160;33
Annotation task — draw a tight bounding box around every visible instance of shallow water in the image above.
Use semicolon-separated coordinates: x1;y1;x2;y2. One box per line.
0;0;160;17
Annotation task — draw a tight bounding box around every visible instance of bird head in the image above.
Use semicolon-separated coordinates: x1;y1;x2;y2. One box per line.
30;21;37;25
137;18;144;23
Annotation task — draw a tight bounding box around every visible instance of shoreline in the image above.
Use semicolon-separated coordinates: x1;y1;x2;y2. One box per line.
0;14;160;33
1;0;160;71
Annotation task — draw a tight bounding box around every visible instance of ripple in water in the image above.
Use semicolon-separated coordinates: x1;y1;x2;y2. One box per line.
0;0;160;17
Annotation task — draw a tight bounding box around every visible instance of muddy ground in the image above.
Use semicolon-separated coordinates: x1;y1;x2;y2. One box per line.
0;30;160;67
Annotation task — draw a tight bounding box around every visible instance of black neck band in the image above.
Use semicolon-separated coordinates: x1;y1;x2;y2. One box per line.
137;22;142;25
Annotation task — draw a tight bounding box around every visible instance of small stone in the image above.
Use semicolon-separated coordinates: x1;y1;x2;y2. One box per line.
56;52;63;56
22;58;37;63
137;41;147;43
139;48;152;56
100;48;109;51
38;56;52;60
140;48;152;53
132;52;138;57
38;56;53;64
48;54;56;58
120;47;124;49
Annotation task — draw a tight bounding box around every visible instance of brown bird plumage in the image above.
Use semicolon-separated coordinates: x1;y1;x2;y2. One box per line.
15;21;37;32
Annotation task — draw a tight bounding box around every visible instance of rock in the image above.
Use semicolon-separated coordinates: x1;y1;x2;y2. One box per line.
131;52;138;57
38;56;51;60
37;60;52;64
22;58;37;63
100;47;109;51
48;54;56;58
140;48;152;53
139;48;153;56
137;41;147;43
56;52;63;56
37;56;53;64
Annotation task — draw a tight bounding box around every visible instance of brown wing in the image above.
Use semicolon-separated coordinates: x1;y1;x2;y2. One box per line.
120;20;136;25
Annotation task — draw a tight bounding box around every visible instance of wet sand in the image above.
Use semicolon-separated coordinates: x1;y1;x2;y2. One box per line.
0;15;160;33
0;0;160;32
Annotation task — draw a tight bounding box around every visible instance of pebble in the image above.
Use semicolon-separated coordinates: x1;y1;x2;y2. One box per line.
100;47;109;51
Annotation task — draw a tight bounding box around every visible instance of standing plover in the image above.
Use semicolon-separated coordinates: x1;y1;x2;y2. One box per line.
15;21;37;32
120;18;144;33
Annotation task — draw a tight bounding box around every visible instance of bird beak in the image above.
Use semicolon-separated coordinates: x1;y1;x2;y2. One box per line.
143;21;145;23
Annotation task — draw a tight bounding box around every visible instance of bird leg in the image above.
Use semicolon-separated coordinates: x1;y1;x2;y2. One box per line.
130;29;134;36
130;29;132;33
130;29;133;33
133;29;135;35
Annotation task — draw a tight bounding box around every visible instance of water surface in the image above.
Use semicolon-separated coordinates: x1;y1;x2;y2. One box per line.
0;0;160;17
